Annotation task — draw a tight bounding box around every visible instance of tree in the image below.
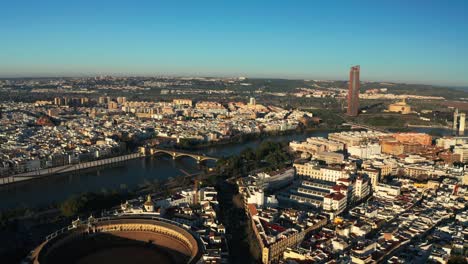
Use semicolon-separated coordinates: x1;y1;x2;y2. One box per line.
59;195;85;217
215;141;293;178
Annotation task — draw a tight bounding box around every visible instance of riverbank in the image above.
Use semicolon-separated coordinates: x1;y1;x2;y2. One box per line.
0;153;144;186
406;124;451;129
0;124;454;211
0;130;333;211
173;126;348;151
389;126;455;137
1;127;338;187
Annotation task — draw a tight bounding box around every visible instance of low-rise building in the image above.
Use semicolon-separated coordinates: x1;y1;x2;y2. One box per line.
374;183;401;198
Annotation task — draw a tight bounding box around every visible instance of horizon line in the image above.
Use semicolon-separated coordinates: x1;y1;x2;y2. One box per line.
1;74;467;88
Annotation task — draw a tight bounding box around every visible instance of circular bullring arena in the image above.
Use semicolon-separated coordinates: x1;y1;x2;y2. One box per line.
31;216;203;264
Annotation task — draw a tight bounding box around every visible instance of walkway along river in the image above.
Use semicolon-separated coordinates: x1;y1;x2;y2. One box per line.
0;153;144;185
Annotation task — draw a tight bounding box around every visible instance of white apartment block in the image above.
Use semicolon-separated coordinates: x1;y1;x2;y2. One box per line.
294;163;350;182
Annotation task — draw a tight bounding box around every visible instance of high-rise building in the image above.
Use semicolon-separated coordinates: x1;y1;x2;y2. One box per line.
117;97;127;104
346;65;360;116
453;108;459;131
63;97;70;106
249;97;256;106
453;109;466;135
54;97;61;105
54;97;67;106
459;113;466;134
80;97;89;105
108;101;118;110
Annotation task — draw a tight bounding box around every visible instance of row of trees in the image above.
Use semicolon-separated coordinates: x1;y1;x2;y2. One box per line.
59;191;129;217
176;129;306;151
216;141;293;178
213;141;295;262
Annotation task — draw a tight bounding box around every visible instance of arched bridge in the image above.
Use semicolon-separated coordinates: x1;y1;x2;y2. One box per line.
343;122;390;133
141;147;219;164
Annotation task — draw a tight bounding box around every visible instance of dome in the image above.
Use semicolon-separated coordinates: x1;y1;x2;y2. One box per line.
388;99;411;114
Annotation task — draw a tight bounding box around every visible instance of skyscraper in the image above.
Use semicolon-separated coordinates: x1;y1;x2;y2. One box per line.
459;113;466;135
347;65;360;116
453;109;466;135
453;108;459;131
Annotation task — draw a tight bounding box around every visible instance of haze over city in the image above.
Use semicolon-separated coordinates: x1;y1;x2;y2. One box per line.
2;0;468;86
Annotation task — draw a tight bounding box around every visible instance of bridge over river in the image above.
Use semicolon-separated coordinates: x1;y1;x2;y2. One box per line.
140;147;219;164
343;122;390;133
0;148;218;186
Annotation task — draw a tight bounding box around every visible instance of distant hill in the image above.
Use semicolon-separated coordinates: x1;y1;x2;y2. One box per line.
451;86;468;92
232;78;468;100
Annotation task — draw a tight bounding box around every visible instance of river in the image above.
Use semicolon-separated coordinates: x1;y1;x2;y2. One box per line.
0;131;329;210
0;126;454;211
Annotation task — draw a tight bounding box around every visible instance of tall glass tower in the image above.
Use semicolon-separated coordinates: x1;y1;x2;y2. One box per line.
347;65;360;116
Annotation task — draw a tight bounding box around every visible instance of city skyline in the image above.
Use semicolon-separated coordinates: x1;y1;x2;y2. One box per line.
2;1;468;263
1;0;468;86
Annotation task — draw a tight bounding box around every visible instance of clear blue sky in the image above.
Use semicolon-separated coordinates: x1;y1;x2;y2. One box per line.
1;0;467;86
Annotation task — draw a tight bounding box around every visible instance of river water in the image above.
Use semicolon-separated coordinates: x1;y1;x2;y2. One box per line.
0;127;454;211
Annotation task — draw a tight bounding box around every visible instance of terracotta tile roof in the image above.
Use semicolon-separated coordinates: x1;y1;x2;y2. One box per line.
247;203;258;216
